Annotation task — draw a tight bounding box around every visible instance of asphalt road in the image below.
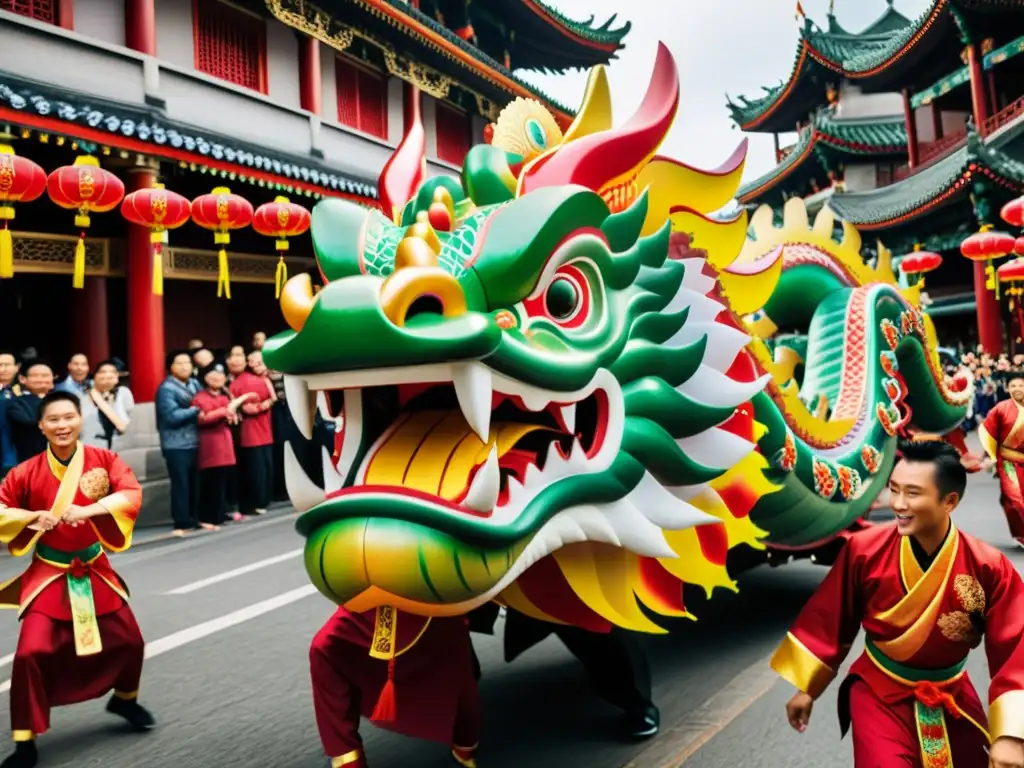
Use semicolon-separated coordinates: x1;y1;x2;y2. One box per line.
0;469;1016;768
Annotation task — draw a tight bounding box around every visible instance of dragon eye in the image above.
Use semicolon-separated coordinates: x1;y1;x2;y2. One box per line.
545;277;579;319
526;118;547;151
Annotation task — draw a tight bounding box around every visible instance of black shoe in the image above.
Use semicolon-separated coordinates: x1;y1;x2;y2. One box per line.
0;741;38;768
625;704;660;739
106;695;156;730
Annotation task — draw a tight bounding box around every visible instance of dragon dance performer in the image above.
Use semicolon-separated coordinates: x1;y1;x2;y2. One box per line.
979;370;1024;547
310;605;481;767
773;440;1024;768
0;391;154;768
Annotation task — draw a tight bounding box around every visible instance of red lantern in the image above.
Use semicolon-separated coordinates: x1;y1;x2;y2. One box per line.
0;144;46;279
899;244;942;287
252;196;311;298
961;225;1015;301
1001;196;1024;229
998;257;1024;338
191;187;253;299
47;155;125;288
121;183;192;296
1015;236;1024;258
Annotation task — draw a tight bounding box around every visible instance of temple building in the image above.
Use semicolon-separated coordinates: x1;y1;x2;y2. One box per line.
728;0;1024;353
0;0;629;401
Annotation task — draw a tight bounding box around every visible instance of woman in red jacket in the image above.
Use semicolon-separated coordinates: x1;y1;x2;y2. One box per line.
228;349;277;516
192;363;253;530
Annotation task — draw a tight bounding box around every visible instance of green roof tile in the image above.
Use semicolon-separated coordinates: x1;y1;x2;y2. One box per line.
512;1;630;47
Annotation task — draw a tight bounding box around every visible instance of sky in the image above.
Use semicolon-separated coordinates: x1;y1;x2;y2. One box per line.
520;0;932;186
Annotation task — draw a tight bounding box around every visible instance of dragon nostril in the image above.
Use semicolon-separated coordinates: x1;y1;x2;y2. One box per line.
405;295;445;323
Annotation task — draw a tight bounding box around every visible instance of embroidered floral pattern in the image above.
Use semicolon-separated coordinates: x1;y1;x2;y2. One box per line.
78;468;110;501
774;431;797;472
938;575;986;647
812;458;837;498
861;444;882;474
837;465;862;500
880;319;900;350
953;574;985;614
876;403;897;437
915;701;953;768
371;605;396;657
880;351;899;378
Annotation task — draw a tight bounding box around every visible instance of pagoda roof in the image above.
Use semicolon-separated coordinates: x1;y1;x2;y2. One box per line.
727;0;1020;133
826;122;1024;230
738;111;908;204
468;0;630;71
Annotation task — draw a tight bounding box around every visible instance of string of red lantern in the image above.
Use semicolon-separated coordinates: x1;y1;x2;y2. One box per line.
898;243;942;287
191;187;253;300
252;196;311;298
46;155;125;289
121;183;192;296
960;224;1016;301
0;143;46;279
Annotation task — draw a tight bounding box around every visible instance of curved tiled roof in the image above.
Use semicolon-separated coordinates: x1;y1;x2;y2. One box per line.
516;0;631;47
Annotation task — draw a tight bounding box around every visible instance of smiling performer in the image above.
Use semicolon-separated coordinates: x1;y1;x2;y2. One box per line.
979;369;1024;547
0;391;154;768
773;440;1024;768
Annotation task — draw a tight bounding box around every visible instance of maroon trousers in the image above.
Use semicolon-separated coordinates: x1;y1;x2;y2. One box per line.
849;679;989;767
310;611;481;764
11;604;145;737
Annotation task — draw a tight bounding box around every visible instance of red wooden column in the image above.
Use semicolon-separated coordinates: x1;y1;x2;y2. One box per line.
966;43;990;133
299;35;322;116
57;0;75;30
902;89;919;168
126;168;164;402
125;0;157;56
974;261;1004;354
70;279;110;364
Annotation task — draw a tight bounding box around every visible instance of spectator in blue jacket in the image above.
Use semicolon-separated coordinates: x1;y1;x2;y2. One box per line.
156;349;201;536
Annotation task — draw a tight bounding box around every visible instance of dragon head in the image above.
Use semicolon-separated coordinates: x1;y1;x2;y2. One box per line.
265;44;778;630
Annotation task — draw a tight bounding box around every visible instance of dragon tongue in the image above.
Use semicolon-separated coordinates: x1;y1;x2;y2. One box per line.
363;410;554;500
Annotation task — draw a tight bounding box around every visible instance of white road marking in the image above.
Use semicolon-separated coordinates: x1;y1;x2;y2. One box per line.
0;585;319;694
163;549;304;595
0;654;11;669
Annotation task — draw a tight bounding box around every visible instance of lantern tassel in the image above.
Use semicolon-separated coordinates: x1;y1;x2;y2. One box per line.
0;220;13;279
217;247;231;300
275;253;288;299
72;231;86;290
152;243;164;296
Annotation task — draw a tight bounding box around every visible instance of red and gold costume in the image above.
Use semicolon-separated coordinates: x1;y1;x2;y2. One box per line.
979;398;1024;542
310;605;481;768
0;443;144;743
772;523;1024;767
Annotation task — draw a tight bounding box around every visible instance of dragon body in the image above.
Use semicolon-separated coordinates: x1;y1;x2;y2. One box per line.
263;44;969;635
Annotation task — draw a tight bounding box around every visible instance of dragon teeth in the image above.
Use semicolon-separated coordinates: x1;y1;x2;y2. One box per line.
452;362;492;443
559;403;577;434
321;445;343;495
284;441;323;513
284;375;315;440
464;444;500;512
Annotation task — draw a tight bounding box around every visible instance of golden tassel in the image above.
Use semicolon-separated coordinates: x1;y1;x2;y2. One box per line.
217;247;231;300
275;254;287;299
0;222;13;279
152;244;164;296
72;233;86;289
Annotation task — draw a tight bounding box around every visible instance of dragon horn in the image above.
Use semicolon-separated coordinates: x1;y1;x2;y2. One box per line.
517;42;679;198
379;87;427;224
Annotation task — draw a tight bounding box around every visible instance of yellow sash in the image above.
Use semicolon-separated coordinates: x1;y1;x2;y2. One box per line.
872;526;959;663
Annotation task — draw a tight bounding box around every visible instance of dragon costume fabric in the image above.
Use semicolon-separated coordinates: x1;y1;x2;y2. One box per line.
261;41;969;761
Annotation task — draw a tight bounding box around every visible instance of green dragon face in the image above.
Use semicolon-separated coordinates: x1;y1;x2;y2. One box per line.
264;179;769;616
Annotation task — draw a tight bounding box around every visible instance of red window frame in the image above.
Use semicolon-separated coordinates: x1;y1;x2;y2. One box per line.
335;56;389;140
435;102;471;166
1;0;58;25
192;0;268;95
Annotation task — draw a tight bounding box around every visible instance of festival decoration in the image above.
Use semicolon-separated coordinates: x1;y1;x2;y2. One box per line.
0;143;46;279
999;257;1024;341
263;44;969;637
191;187;253;299
252;196;311;298
120;183;192;296
46;155;125;288
960;225;1015;300
898;244;942;286
1001;195;1024;229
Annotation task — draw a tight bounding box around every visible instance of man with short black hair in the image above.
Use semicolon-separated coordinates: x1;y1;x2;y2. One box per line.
7;362;54;463
0;390;154;767
774;440;1024;767
55;354;89;397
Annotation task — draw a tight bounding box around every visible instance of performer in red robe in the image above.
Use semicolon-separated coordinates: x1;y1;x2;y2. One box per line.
772;440;1024;767
979;370;1024;547
0;391;155;768
310;605;481;767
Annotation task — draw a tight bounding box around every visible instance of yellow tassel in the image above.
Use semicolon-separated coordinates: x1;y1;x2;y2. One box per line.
275;254;287;299
217;247;231;300
72;236;86;289
0;225;13;279
152;246;164;296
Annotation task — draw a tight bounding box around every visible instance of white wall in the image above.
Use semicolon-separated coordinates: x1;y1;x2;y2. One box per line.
319;42;338;120
154;0;194;69
266;20;299;109
74;0;125;48
387;77;404;144
836;82;904;120
844;164;878;193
